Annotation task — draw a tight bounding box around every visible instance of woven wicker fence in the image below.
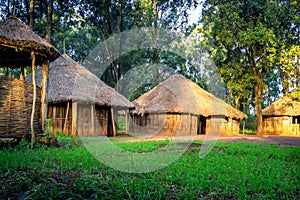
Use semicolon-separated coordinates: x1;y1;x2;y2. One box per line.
0;76;41;137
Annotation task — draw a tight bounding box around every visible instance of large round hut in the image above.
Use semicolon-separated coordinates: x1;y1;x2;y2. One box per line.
0;17;60;141
27;54;133;137
262;94;300;135
130;74;247;136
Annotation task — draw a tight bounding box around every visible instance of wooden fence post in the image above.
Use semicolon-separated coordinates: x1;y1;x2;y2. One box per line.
72;102;77;144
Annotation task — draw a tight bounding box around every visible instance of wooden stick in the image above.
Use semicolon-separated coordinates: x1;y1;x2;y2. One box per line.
91;104;94;136
41;62;49;132
111;107;117;137
72;102;77;144
63;101;69;135
125;110;129;135
30;52;36;149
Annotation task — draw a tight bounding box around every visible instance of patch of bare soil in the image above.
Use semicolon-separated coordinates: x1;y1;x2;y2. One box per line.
219;135;300;146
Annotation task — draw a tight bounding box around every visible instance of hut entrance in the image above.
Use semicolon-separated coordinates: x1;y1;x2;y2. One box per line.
292;116;300;135
197;116;206;135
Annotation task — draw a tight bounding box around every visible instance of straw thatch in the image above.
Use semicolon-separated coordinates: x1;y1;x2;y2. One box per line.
26;54;133;136
27;54;133;108
134;74;247;120
262;95;300;135
262;96;300;116
0;17;60;67
130;74;247;135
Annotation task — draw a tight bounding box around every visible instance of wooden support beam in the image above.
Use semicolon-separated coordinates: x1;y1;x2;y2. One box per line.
72;102;77;144
30;52;36;149
91;104;94;136
63;101;69;135
125;110;129;135
41;62;49;132
111;107;117;137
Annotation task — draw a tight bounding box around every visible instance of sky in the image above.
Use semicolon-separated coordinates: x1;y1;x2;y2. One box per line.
188;4;203;25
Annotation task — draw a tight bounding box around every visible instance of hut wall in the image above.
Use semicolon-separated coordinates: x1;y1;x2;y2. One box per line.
48;102;112;136
129;113;199;135
205;117;240;136
0;76;41;137
205;117;225;135
48;102;71;135
130;113;242;136
263;116;300;135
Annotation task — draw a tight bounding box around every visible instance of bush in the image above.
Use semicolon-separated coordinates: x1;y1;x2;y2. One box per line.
243;112;257;131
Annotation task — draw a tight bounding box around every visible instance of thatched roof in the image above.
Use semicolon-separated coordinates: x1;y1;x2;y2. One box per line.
0;17;60;67
26;54;133;108
262;96;300;116
133;74;247;120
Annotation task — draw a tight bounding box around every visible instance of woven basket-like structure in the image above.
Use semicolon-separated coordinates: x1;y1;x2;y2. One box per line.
0;76;41;137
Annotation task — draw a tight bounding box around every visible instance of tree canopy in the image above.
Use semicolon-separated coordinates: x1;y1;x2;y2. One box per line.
1;0;299;134
200;0;299;133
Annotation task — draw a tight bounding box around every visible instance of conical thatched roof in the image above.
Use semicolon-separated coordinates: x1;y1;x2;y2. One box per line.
0;17;60;67
26;54;133;108
262;96;300;116
134;74;247;120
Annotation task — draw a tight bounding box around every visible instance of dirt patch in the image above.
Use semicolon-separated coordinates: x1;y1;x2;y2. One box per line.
219;135;300;146
158;142;226;153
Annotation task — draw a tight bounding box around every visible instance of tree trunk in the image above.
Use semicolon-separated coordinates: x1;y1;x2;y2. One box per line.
7;0;10;16
255;72;265;135
29;0;34;30
278;67;289;95
41;0;53;132
12;0;16;17
45;0;53;43
152;0;159;83
30;52;36;149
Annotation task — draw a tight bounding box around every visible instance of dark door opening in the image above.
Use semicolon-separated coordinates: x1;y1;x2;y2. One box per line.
197;116;206;135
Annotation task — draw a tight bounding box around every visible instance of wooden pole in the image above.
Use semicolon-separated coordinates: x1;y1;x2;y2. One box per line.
125;110;129;135
72;102;77;144
53;106;56;133
41;62;49;132
63;101;69;135
91;104;94;136
296;118;298;135
30;52;36;149
243;119;245;135
20;66;24;80
111;107;117;137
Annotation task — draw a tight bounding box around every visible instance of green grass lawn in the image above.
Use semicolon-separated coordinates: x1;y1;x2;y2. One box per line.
0;136;299;199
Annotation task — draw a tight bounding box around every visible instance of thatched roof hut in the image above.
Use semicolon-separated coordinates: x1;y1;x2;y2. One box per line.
130;74;247;135
262;95;300;135
27;54;133;137
0;17;60;143
0;17;59;67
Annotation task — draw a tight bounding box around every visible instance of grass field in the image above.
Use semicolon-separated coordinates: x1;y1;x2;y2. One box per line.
0;136;299;199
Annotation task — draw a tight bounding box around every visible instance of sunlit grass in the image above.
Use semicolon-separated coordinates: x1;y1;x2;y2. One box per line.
0;136;299;199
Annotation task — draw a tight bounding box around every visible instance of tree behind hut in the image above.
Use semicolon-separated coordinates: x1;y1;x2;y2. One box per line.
200;0;300;134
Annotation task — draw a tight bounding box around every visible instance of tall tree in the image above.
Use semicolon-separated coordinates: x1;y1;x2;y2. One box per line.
29;0;34;29
201;0;299;134
45;0;52;42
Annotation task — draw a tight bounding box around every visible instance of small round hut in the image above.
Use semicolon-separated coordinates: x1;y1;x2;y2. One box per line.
0;17;60;140
263;94;300;135
26;54;133;137
130;74;247;136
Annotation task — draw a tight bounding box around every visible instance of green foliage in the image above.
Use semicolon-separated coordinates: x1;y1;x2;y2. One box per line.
288;88;300;100
44;119;54;137
244;112;257;131
117;116;126;132
201;0;299;132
